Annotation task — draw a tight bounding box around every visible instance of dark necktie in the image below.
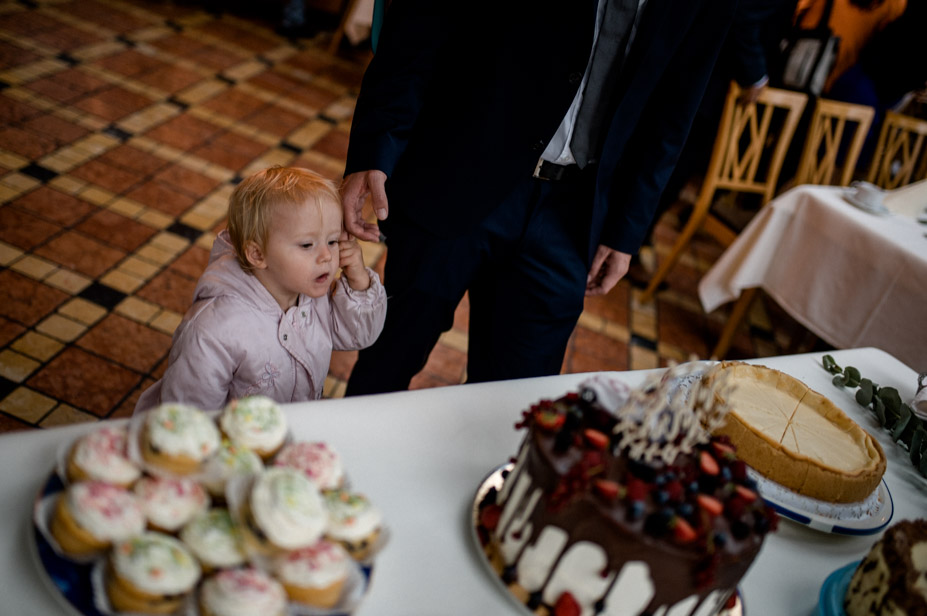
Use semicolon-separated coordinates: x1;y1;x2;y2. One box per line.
571;0;640;168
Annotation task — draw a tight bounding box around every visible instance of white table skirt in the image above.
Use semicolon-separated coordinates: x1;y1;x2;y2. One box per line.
1;348;924;615
698;184;927;371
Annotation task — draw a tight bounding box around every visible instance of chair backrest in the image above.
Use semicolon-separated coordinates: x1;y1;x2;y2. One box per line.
703;82;808;205
795;98;875;186
867;111;927;189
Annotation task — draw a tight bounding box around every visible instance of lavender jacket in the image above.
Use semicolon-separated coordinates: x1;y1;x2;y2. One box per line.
134;231;387;413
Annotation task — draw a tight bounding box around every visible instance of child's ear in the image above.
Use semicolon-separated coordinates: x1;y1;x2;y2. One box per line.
244;241;267;270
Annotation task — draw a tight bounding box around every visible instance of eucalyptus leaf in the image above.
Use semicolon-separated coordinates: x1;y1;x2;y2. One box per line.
911;427;926;465
891;405;912;441
879;387;902;414
844;366;861;388
884;404;899;430
833;374;847;387
856;379;874;406
823;355;840;374
920;448;927;477
873;395;886;424
897;406;918;444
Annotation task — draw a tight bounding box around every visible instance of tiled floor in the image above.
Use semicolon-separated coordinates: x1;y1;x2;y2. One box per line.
0;0;818;433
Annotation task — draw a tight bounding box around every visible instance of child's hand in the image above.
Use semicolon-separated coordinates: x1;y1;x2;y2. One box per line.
339;231;371;291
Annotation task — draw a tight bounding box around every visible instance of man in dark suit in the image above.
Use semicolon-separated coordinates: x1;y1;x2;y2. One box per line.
341;0;737;394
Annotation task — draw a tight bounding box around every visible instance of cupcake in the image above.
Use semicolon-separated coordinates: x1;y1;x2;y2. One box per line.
272;539;352;608
179;508;246;572
134;475;210;533
201;440;264;500
219;396;288;459
242;467;327;553
49;481;145;557
140;403;220;475
199;567;287;616
66;425;141;487
323;489;383;561
106;532;201;615
274;441;344;490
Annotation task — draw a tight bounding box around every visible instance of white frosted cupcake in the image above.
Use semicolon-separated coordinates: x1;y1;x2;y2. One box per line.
219;396;288;459
324;489;383;560
201;440;263;499
49;481;145;557
134;475;210;533
274;441;344;490
272;538;352;608
199;567;287;616
141;403;220;475
66;425;141;487
243;467;327;553
179;508;246;571
106;532;201;615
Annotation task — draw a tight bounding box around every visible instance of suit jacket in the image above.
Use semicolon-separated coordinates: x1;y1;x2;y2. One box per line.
345;0;737;258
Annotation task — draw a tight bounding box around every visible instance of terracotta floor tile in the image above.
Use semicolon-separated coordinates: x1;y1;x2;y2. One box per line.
32;23;105;52
145;114;224;151
152;164;222;200
125;180;197;217
76;209;157;252
245;103;312;138
25;67;110;104
99;144;169;177
421;344;466;384
311;129;350;160
192;131;269;172
409;370;455;391
137;64;204;94
94;48;168;78
453;294;470;331
0;270;69;327
582;284;629;324
56;0;155;32
0;206;62;251
566;327;628;373
287;83;341;110
0;39;41;69
168;245;209;280
147;33;207;58
0;94;44;124
70;158;143;194
26;347;140;417
34;231;127;278
22;113;90;147
200;89;267;121
0;413;31;433
187;44;248;72
136;268;197;314
193;22;277;54
73;85;156;122
0;317;26;347
656;300;711;358
0;125;59;159
9;186;95;227
77;313;171;373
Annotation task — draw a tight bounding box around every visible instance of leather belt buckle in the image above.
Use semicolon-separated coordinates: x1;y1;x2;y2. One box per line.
533;158;576;181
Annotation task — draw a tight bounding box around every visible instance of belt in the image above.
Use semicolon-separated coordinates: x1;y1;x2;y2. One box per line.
533;158;582;182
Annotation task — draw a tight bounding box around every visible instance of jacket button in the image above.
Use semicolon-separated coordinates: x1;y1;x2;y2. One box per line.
568;71;582;84
283;334;288;341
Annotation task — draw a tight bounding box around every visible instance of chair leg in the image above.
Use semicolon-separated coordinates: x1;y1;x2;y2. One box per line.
711;287;758;360
641;195;713;303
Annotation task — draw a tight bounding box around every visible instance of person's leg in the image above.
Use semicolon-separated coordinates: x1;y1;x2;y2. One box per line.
345;212;481;396
467;178;592;383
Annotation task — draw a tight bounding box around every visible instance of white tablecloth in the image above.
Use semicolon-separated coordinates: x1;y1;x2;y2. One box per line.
1;348;925;615
698;183;927;371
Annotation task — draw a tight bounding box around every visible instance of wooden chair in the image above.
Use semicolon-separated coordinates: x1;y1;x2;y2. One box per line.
867;110;927;189
794;98;875;187
641;82;808;304
710;98;874;359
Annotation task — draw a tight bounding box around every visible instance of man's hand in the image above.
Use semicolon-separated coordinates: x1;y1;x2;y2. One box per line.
341;170;388;243
585;245;631;296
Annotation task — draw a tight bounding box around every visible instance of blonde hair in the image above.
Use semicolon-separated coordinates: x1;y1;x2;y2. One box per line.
227;166;341;272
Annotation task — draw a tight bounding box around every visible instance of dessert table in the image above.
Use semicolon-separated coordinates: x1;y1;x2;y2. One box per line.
698;182;927;371
1;347;925;615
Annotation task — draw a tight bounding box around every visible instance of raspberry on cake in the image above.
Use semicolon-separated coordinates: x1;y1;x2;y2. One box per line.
140;403;221;476
476;365;778;616
66;425;141;488
219;396;288;460
49;481;145;557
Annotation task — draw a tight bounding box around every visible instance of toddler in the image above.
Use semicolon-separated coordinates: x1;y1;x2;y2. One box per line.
135;166;387;413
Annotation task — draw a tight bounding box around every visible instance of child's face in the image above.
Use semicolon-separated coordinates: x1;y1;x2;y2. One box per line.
252;196;343;308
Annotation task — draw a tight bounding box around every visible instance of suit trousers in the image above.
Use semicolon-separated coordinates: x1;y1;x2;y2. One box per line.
345;169;595;396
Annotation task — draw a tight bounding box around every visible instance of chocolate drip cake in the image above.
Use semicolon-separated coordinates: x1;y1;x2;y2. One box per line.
475;366;778;616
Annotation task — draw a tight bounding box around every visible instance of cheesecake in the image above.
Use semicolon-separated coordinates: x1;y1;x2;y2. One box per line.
703;362;886;503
